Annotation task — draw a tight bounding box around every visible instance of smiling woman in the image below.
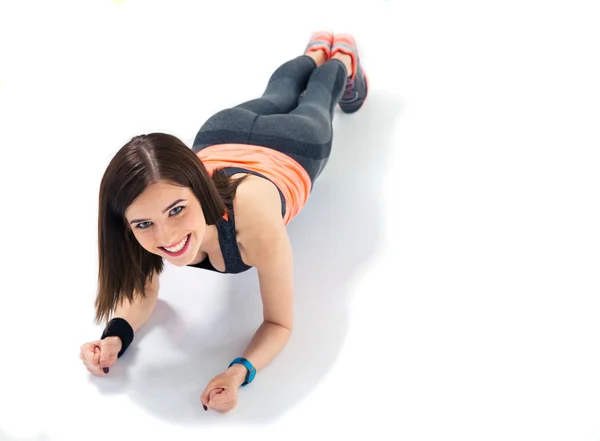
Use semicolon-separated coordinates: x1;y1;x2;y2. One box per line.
79;31;368;413
94;134;228;323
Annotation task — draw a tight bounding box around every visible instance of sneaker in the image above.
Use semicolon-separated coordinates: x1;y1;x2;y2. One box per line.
304;31;334;58
331;33;368;113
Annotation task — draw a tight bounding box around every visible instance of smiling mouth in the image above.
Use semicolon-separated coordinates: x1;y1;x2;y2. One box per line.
159;234;191;256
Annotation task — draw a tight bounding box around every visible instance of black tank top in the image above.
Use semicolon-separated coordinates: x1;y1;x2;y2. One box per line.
186;167;286;274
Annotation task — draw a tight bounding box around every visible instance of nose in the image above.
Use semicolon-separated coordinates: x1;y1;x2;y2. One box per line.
156;225;179;247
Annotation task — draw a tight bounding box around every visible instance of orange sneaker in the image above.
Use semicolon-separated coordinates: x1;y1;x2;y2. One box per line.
331;33;368;113
304;31;334;59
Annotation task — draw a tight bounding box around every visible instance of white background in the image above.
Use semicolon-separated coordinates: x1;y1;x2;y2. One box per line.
0;0;599;440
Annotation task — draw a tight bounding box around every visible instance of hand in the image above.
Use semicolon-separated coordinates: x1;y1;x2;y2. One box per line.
79;337;122;376
200;364;247;413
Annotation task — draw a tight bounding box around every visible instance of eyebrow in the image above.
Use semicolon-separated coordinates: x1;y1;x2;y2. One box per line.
129;199;186;224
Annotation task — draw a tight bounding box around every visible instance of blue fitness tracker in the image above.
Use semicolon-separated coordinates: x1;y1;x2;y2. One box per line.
228;357;256;386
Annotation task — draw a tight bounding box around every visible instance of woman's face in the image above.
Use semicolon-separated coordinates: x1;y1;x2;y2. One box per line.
124;180;207;266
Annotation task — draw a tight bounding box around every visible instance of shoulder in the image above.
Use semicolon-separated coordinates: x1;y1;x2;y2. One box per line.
233;174;283;226
232;175;288;263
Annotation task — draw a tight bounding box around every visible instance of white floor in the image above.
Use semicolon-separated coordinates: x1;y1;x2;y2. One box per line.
1;1;599;440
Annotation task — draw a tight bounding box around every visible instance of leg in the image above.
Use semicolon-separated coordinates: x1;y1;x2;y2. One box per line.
192;55;317;151
289;58;348;126
235;30;334;115
233;55;317;115
247;59;348;182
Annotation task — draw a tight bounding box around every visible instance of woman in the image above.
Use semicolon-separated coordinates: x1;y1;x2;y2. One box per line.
79;31;368;413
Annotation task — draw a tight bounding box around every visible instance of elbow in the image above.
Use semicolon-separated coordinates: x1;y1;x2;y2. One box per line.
266;320;293;335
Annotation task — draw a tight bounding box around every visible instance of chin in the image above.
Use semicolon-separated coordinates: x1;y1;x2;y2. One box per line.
169;254;195;267
167;259;190;267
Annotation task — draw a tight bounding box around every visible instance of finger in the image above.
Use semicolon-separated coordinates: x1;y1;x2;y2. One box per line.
80;349;92;362
90;368;105;377
200;382;218;406
93;347;111;373
212;397;237;413
99;348;116;371
86;365;105;376
83;359;102;373
81;341;100;353
81;344;96;362
202;386;224;410
208;388;229;407
208;388;225;404
206;388;224;408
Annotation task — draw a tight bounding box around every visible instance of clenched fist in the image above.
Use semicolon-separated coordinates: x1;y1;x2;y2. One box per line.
79;337;122;376
201;364;248;412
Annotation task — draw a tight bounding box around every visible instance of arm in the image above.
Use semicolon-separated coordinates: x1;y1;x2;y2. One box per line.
112;270;160;334
227;224;294;382
225;180;295;384
91;271;160;372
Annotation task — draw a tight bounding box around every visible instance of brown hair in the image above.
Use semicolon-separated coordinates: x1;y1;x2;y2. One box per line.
95;133;246;324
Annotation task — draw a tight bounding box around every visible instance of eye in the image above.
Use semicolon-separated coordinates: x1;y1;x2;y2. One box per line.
135;206;185;230
170;206;185;216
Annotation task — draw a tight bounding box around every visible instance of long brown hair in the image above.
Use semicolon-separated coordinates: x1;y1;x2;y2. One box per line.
95;133;245;324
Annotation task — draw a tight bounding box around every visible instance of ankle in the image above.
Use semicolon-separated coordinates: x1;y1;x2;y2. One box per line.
332;52;353;77
305;49;328;67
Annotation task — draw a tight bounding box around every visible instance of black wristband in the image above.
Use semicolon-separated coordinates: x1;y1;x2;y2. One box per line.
101;318;134;358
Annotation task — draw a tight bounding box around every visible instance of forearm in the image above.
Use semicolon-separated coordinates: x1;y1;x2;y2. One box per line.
112;287;159;333
226;320;291;381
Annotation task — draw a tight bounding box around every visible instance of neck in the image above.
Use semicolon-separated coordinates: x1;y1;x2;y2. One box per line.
190;224;219;265
202;224;219;250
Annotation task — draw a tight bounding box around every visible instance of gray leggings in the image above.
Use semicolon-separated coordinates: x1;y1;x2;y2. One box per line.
192;55;348;182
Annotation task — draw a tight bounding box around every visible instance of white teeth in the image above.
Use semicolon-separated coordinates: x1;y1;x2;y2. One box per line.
164;235;188;253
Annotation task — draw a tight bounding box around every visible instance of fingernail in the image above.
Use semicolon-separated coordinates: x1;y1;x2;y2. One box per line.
103;367;109;374
203;404;207;411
